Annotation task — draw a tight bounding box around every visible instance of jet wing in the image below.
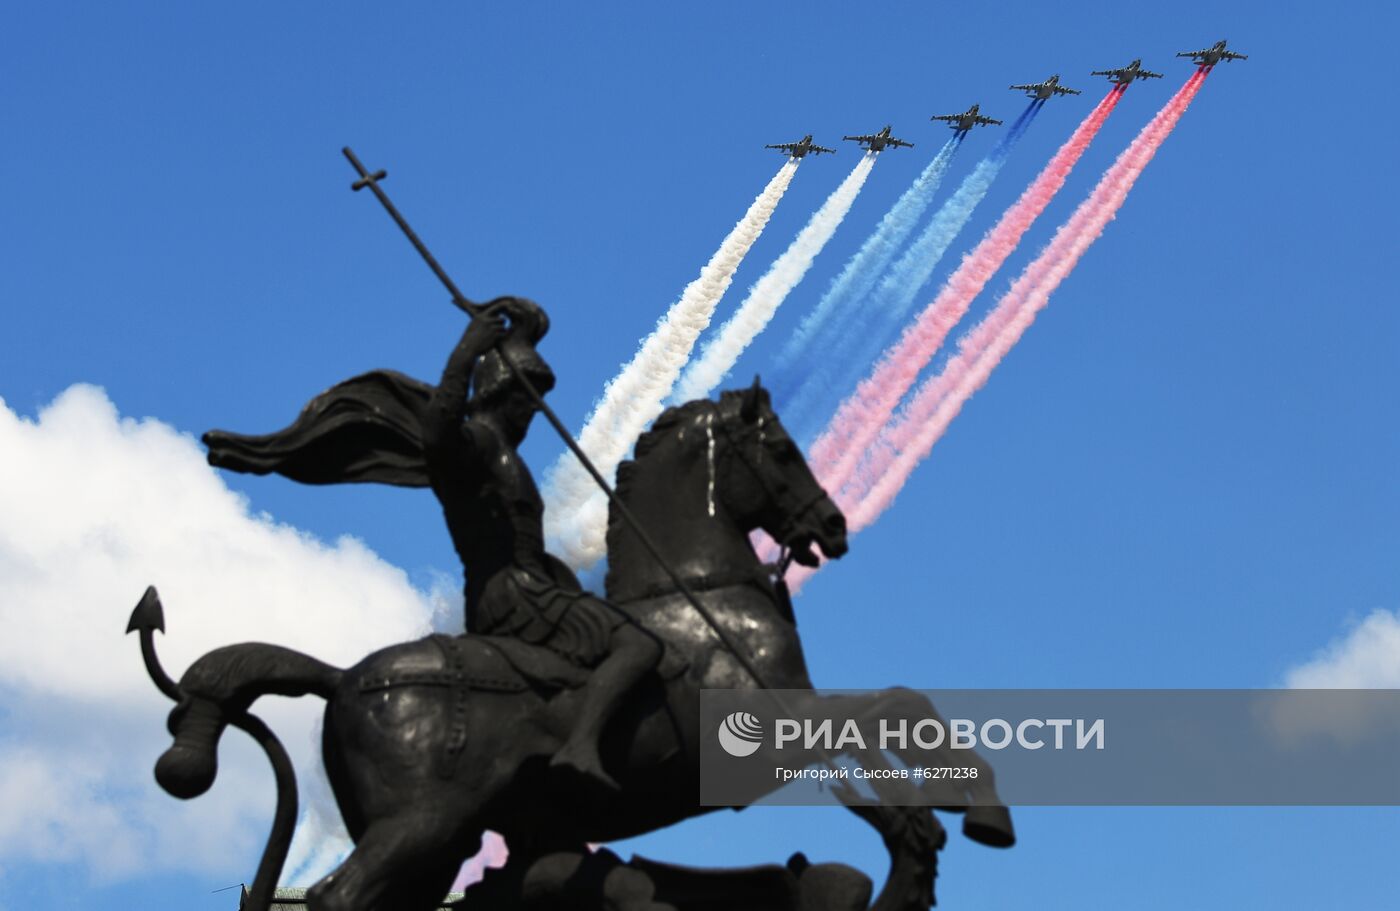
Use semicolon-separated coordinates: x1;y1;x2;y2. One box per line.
1219;50;1247;61
1090;68;1125;78
765;143;798;152
1139;68;1164;79
975;115;1002;126
1053;84;1081;95
1008;82;1042;92
810;144;836;155
1176;48;1212;59
842;134;877;143
888;138;914;149
929;114;957;123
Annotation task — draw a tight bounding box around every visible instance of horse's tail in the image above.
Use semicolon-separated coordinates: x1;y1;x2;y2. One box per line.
128;584;345;911
156;643;342;799
229;709;299;911
153;642;343;911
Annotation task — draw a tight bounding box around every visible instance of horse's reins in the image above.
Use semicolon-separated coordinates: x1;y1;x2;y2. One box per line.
707;400;827;582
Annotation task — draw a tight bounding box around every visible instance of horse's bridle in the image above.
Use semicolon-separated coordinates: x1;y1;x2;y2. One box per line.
707;400;829;574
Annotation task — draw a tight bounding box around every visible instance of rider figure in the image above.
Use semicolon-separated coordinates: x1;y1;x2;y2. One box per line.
421;298;661;793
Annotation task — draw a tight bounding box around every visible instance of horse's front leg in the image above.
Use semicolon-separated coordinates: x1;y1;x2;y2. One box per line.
812;689;1015;848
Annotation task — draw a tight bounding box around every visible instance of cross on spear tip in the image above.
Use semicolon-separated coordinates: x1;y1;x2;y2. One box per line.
350;165;385;192
342;147;474;316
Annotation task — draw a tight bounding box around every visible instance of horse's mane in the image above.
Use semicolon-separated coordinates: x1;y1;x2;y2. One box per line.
607;397;720;545
633;399;715;460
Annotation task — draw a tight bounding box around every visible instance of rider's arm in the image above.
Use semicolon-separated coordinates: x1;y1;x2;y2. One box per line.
423;309;506;462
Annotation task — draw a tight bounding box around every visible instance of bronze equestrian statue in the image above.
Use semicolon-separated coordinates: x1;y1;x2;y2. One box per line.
131;152;1014;911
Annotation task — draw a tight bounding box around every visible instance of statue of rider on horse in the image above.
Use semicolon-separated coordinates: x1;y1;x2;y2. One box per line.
130;151;1015;911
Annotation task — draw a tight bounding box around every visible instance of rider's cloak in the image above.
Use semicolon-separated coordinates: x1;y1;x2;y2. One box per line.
203;370;435;487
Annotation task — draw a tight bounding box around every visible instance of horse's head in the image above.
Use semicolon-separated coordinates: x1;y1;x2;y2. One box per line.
709;378;848;567
609;379;847;593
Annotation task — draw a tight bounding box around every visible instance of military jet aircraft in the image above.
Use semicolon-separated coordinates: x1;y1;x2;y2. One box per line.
930;104;1003;134
1177;39;1248;67
764;135;836;159
1009;74;1082;100
1091;59;1164;85
842;125;914;152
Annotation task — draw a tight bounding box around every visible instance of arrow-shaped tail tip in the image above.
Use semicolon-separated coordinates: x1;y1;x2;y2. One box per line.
127;585;165;635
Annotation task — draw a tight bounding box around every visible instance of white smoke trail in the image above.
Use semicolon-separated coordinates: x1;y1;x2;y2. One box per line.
544;159;799;570
671;152;877;403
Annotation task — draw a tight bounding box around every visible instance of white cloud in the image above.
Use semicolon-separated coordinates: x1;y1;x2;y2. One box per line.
1269;609;1400;744
1284;609;1400;689
0;385;456;884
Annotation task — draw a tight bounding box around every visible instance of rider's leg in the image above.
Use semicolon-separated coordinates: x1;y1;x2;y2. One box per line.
550;623;661;791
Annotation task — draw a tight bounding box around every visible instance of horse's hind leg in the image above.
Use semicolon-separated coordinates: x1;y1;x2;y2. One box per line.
305;813;477;911
382;857;465;911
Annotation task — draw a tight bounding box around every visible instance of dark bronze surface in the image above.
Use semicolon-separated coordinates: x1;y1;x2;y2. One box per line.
133;154;1013;911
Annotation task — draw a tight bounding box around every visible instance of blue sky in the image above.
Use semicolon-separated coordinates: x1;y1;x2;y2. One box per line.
3;2;1398;908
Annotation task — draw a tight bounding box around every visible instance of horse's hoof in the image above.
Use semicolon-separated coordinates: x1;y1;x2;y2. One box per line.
962;804;1015;848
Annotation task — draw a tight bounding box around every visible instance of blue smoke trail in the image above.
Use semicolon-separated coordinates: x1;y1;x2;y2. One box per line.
771;136;964;401
785;101;1043;441
870;102;1041;335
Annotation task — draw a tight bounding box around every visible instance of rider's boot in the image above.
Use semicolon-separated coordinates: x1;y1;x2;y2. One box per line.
550;625;662;793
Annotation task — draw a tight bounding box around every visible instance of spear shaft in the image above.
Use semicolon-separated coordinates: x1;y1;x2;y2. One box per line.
342;147;473;315
339;146;780;692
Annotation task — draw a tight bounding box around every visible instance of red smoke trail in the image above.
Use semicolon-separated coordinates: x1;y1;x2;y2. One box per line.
846;70;1209;533
805;87;1127;504
779;71;1209;589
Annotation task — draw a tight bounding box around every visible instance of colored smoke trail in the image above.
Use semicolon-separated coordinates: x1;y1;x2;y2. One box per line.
544;160;800;570
846;71;1209;534
781;72;1208;592
798;102;1045;433
810;88;1125;497
671;152;878;404
772;137;963;396
873;102;1042;329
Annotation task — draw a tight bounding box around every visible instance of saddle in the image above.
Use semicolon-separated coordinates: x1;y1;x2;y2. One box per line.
356;633;589;698
355;632;685;779
355;634;588;778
